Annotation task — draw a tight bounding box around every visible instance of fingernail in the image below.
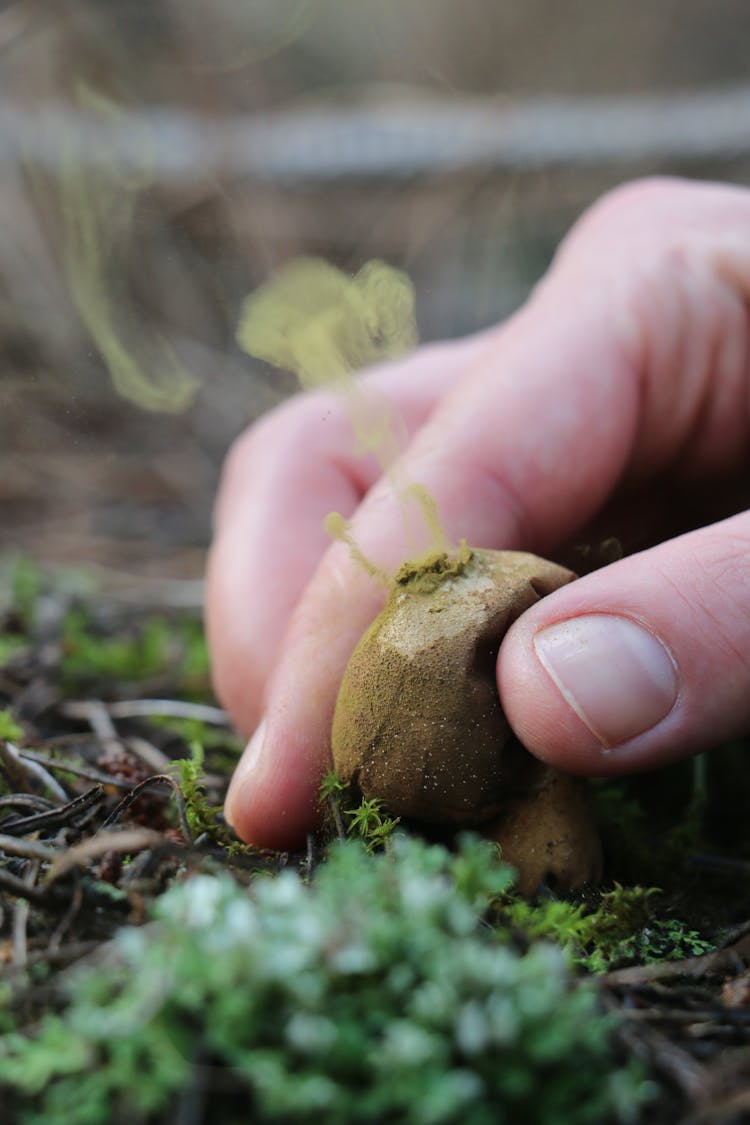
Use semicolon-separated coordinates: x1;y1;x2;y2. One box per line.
533;615;679;748
224;718;266;828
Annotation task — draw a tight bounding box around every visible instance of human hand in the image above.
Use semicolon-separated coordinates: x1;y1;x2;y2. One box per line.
208;177;750;849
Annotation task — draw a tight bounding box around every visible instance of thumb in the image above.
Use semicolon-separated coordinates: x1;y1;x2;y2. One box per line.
497;512;750;775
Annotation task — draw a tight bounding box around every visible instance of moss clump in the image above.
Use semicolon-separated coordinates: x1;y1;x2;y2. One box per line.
498;883;715;974
60;608;209;693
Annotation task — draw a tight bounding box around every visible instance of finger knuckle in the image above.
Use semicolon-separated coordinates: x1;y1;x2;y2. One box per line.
569;177;688;243
682;531;750;667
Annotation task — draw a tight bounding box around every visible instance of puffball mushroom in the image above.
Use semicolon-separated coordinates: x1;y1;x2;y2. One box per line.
331;547;602;893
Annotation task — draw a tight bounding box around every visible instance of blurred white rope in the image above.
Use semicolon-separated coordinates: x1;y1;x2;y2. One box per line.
2;85;750;183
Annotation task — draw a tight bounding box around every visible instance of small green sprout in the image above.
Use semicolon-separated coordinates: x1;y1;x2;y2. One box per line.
319;767;349;803
319;770;399;851
346;796;400;852
173;742;247;855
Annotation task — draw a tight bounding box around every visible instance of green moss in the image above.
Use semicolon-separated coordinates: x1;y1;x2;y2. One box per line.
61;610;168;683
0;634;26;664
345;797;400;852
320;769;399;851
0;556;42;662
149;713;243;762
319;767;349;804
173;742;247;854
60;609;209;693
0;709;24;743
0;984;15;1036
10;556;43;626
498;883;714;974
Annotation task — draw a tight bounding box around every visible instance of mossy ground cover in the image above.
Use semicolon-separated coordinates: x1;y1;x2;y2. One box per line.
1;559;750;1123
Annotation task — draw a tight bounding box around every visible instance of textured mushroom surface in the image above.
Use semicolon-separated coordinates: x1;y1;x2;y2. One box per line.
332;546;602;892
332;547;574;824
486;769;603;895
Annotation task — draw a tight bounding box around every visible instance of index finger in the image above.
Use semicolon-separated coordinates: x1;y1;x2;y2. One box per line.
207;334;492;734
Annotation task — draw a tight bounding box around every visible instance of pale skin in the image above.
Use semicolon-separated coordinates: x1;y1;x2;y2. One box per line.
207;177;750;850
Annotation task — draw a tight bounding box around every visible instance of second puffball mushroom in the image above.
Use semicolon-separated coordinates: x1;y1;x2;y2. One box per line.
331;547;602;892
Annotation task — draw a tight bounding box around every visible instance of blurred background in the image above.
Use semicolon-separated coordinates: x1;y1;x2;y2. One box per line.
2;0;750;584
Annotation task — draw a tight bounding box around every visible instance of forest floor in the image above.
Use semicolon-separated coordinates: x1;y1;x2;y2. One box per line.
1;559;750;1123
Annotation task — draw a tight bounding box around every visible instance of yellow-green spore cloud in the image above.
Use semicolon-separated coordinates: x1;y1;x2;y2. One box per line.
237;256;418;468
237;257;451;568
236;258;417;388
60;87;199;414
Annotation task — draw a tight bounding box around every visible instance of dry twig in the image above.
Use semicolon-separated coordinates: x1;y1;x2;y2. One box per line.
98;774;193;843
0;785;106;836
18;749;135;791
1;740;68;802
12;859;39;966
46;828;167;884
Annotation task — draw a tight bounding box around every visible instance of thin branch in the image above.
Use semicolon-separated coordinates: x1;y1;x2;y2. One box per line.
0;865;133;914
0;793;58;815
46;827;167;884
1;740;69;802
47;881;84;954
3;86;750;185
0;785;105;836
14;939;98;974
603;933;750;989
98;774;193;844
327;795;346;841
0;740;31;790
58;700;123;758
0;834;58;860
0;866;49;906
18;749;135;791
105;700;230;725
305;833;315;882
603;992;708;1103
12;859;39;967
124;736;172;773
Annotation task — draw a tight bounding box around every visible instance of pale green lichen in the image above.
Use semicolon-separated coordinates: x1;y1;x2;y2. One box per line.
0;837;650;1124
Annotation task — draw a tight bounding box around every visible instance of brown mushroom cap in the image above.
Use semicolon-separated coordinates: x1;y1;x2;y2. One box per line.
331;547;575;824
486;770;603;896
